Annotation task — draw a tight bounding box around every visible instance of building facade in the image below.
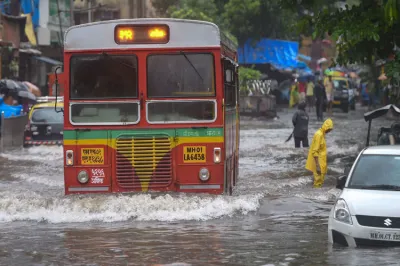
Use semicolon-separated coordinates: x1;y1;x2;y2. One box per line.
73;0;155;25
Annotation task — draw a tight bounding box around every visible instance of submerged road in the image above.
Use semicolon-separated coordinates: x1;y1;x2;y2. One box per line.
0;104;397;266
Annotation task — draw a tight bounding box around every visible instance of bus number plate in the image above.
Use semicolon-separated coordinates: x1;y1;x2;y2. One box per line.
81;148;104;165
183;146;206;163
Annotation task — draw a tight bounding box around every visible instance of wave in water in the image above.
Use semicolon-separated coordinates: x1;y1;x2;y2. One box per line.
1;146;63;162
0;192;263;223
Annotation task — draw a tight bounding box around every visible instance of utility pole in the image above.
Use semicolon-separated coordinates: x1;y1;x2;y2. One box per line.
56;0;64;44
143;0;147;18
128;0;133;18
88;0;92;23
70;0;74;26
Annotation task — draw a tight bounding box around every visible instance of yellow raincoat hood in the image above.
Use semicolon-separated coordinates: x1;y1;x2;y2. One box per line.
321;118;333;134
305;118;333;174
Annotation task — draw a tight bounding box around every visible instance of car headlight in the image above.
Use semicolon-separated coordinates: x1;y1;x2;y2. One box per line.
77;170;89;184
334;199;353;224
199;168;210;181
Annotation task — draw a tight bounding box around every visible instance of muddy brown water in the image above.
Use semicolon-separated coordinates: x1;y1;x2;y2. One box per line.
0;104;398;266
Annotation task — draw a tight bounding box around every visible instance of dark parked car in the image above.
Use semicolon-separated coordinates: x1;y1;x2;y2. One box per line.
23;101;63;147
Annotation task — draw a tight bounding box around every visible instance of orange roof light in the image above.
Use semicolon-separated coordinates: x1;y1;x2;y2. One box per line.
149;28;167;39
117;28;134;42
114;24;169;44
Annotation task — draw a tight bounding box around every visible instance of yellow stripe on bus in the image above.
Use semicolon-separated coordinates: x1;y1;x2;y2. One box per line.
63;136;224;147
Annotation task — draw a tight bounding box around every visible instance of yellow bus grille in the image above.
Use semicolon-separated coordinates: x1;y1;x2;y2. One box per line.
115;135;172;189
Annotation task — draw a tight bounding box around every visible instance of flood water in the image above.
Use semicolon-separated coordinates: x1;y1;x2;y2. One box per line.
0;104;399;266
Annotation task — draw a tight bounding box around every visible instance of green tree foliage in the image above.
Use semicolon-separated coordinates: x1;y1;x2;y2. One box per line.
151;0;238;44
223;0;298;46
151;0;179;16
239;66;262;94
152;0;299;47
168;0;218;22
283;0;400;65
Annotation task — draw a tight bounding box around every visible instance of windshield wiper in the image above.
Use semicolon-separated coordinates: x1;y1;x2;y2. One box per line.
357;184;400;190
179;51;204;83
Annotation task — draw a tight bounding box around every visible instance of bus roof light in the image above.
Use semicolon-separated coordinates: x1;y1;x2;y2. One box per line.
114;24;169;44
149;28;166;39
117;28;134;42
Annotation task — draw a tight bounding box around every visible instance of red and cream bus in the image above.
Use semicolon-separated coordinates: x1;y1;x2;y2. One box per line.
58;18;239;195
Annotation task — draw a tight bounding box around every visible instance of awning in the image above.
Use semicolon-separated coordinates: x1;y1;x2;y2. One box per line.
33;56;62;65
20;48;42;55
238;38;299;67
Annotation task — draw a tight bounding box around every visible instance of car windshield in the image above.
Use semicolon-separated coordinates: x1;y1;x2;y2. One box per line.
333;80;348;90
348;155;400;190
31;107;63;124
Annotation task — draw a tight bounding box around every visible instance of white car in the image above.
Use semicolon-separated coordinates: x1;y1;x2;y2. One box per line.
328;145;400;247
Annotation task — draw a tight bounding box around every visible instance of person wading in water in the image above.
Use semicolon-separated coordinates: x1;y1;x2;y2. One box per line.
305;118;334;188
292;101;309;148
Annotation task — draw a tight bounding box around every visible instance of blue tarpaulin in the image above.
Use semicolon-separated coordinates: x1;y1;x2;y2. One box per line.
1;0;39;29
0;97;22;118
238;38;313;74
20;0;39;28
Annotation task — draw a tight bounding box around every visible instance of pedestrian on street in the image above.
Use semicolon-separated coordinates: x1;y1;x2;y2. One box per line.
289;80;299;108
314;79;326;121
324;76;334;115
292;101;309;148
306;77;314;112
305;118;334;188
298;81;306;102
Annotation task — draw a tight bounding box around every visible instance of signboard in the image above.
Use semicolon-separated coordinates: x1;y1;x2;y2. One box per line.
81;148;104;165
183;146;206;163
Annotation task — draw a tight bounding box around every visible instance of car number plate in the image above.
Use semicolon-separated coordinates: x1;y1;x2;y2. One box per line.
369;231;400;241
183;146;206;163
333;100;341;105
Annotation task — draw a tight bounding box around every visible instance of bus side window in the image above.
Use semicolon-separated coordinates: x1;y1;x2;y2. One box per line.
223;59;236;107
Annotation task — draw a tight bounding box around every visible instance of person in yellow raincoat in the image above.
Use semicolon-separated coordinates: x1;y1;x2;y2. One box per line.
305;118;334;188
289;80;299;108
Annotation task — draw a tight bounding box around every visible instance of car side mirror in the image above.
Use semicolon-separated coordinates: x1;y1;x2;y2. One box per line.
336;175;347;190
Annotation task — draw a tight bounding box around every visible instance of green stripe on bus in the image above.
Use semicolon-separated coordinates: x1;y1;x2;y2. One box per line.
63;127;224;140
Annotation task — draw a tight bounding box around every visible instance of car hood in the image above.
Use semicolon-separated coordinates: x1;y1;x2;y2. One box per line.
340;188;400;217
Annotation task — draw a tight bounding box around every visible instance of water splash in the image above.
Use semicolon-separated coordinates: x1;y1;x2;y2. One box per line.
0;192;263;223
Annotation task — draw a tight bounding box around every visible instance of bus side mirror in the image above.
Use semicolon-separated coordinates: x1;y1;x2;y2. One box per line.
225;69;233;83
336;175;347;190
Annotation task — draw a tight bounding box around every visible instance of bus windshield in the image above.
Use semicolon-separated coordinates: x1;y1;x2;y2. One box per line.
147;53;215;97
70;54;138;99
69;54;139;124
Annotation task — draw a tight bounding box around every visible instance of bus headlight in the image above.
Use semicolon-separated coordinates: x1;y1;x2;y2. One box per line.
214;147;221;163
77;170;89;184
66;150;73;166
199;168;210;181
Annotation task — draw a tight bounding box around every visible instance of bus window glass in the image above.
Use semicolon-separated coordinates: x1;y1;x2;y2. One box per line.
147;53;215;97
223;60;237;107
147;101;215;123
70;55;138;99
31;108;63;124
70;102;139;124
